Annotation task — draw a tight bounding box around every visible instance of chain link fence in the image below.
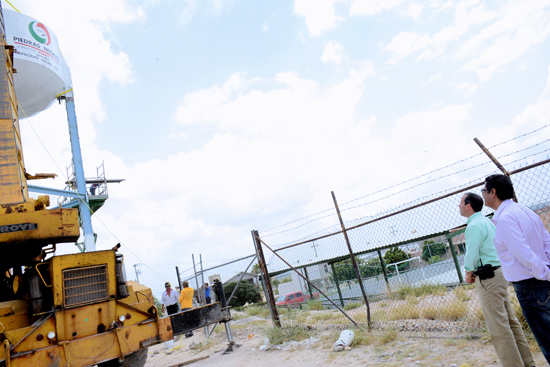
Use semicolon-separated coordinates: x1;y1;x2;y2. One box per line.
176;155;550;334
252;159;550;332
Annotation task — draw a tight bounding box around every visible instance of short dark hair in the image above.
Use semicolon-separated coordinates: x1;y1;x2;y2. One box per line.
464;192;483;212
182;281;189;287
485;174;515;201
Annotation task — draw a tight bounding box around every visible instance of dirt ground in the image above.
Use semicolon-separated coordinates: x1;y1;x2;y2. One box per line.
144;325;547;367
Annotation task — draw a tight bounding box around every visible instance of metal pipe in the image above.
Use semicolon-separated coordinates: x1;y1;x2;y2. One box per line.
176;266;182;289
474;137;517;202
64;96;95;251
200;254;209;337
447;236;464;284
377;250;391;292
192;254;201;305
330;262;345;308
332;191;371;329
227;255;258;305
255;234;360;327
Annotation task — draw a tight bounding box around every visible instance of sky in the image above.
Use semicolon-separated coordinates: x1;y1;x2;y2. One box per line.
7;0;550;298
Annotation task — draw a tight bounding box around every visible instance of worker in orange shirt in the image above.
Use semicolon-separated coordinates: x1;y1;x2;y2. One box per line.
179;281;195;338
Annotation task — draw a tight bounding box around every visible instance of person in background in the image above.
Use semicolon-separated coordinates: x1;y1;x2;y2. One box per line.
483;174;550;363
179;281;194;337
459;192;534;367
204;283;211;304
160;282;179;316
89;183;99;196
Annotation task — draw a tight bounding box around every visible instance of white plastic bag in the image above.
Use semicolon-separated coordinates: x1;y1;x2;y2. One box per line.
333;330;355;352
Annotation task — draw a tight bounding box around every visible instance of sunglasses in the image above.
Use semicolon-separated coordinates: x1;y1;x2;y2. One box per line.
481;188;489;193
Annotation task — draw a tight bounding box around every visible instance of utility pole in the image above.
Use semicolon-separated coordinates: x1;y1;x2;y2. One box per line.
311;241;319;257
132;263;142;283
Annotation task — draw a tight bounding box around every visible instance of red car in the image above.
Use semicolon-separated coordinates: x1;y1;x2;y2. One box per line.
276;291;319;306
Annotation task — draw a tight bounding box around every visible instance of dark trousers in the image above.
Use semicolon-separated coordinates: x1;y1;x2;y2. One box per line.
166;304;178;315
513;277;550;364
206;296;211;304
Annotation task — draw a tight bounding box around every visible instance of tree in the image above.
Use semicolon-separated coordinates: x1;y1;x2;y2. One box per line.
251;263;261;274
383;247;410;273
421;240;447;263
384;247;409;265
330;257;383;282
223;281;262;308
153;295;164;317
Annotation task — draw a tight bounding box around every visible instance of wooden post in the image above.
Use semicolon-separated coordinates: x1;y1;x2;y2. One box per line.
251;230;280;327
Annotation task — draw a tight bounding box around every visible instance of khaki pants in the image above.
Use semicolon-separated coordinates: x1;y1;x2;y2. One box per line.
476;267;534;367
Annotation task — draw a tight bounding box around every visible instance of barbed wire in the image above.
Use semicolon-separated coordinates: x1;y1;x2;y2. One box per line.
260;125;549;235
265;140;550;239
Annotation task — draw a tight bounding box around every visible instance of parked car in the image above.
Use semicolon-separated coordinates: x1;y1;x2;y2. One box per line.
276;291;320;306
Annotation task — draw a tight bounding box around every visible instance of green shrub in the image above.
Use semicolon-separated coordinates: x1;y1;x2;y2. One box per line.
421;240;447;262
223;281;262;308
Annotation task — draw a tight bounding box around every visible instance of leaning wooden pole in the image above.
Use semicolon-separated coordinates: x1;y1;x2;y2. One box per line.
251;230;281;327
331;191;371;330
255;234;361;328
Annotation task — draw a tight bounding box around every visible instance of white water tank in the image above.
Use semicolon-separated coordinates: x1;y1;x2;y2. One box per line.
4;10;71;118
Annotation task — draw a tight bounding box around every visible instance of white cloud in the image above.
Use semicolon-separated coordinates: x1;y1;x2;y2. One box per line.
350;0;407;17
428;72;442;83
321;40;344;64
294;0;346;37
384;1;550;84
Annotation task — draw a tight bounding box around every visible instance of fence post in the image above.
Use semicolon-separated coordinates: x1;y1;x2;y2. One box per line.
332;191;371;329
251;230;281;328
447;235;464;284
192;254;202;305
303;266;314;300
176;266;182;289
330;262;345;308
377;250;391;292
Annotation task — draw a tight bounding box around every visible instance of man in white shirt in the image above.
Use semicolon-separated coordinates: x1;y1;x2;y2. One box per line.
160;282;180;315
483;174;550;364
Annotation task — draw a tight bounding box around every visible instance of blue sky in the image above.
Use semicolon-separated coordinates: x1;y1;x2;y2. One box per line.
9;0;550;297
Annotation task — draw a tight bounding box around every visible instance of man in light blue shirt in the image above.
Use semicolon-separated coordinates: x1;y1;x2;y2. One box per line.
459;192;534;367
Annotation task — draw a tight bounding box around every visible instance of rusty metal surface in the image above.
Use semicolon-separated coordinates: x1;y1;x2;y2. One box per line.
167;303;231;336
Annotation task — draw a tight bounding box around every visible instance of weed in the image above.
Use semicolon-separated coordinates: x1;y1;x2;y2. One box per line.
265;326;311;345
344;302;363;311
439;302;468;321
350;329;374;346
378;328;398;344
405;294;419;305
311;312;339;322
379;301;389;308
453;286;472;302
388;305;420;320
307;300;324;310
421;305;439;320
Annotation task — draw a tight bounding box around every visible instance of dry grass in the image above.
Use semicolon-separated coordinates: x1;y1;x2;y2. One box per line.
378;328;399;344
405;294;419;305
439;302;468;321
307;300;324;310
344;302;363;311
388;305;420;320
421;305;440;320
453;286;472;302
265;326;311;345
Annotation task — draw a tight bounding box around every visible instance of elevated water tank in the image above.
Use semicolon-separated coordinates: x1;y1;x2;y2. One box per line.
4;10;71;118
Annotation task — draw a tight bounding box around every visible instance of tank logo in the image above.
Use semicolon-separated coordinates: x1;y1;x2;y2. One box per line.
28;21;51;45
0;223;38;233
